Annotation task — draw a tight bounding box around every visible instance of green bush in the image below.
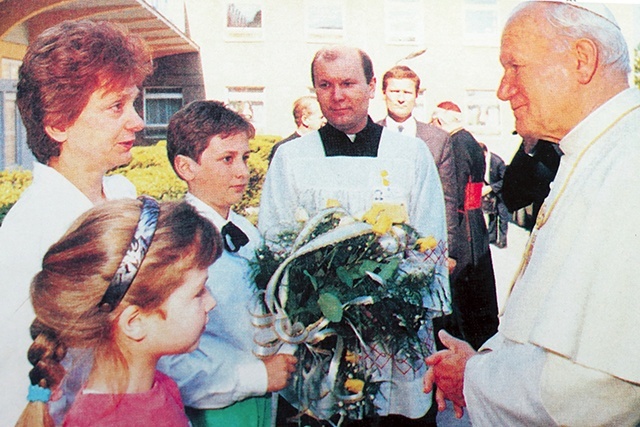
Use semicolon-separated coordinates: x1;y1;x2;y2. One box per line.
0;136;278;226
109;140;188;201
0;169;33;224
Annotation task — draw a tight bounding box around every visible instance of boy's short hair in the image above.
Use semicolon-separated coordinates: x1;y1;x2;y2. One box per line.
166;100;255;176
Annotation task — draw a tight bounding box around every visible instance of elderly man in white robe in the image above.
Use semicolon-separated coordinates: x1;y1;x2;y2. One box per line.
259;46;449;426
423;2;640;426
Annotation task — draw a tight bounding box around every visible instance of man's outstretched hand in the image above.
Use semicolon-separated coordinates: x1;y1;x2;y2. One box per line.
423;330;477;418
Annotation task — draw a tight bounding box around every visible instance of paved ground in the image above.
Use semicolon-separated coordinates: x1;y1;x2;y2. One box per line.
436;222;530;426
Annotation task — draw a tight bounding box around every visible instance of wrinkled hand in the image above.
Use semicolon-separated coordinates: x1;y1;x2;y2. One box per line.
424;330;477;418
264;354;298;392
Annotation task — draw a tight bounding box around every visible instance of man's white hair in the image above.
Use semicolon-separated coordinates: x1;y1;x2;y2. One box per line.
508;1;630;76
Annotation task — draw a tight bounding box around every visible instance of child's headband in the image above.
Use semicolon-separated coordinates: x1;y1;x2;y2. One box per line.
98;196;160;312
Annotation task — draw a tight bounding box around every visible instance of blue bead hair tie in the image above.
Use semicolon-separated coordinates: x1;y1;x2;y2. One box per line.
27;384;51;403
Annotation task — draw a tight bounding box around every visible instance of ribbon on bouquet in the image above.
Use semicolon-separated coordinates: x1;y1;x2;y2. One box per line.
252;208;378;421
251;207;450;422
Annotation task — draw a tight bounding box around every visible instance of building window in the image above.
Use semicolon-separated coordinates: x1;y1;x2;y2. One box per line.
225;1;263;42
463;0;498;46
144;88;183;139
305;0;344;43
1;59;21;80
148;0;186;33
465;90;501;135
2;91;17;167
384;0;423;45
226;86;265;132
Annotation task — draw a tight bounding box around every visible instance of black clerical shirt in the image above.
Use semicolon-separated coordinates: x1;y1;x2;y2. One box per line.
319;117;383;157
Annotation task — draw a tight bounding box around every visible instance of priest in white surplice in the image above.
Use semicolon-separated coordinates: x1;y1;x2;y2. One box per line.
259;46;449;426
424;2;640;426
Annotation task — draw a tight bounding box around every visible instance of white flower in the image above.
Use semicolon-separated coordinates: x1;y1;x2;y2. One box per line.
378;234;399;254
338;215;355;228
294;206;310;223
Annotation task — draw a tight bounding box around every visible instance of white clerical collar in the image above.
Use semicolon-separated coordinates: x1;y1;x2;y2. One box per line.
386;115;416;137
184;192;233;232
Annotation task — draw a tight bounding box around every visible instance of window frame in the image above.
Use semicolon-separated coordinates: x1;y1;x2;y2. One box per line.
384;0;424;46
143;87;184;140
464;89;501;136
224;1;264;42
305;0;345;43
463;0;499;47
225;86;266;132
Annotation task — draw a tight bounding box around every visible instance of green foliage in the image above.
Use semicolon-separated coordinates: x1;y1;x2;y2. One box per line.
110;141;187;201
0;169;33;224
236;135;279;222
0;136;278;225
252;208;442;421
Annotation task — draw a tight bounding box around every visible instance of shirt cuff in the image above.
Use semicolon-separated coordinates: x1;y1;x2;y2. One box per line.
236;359;269;397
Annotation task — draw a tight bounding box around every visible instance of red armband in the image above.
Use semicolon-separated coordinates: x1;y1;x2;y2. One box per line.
464;182;483;211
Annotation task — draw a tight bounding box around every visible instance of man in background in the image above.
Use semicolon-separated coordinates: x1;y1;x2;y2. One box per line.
269;95;325;162
431;101;499;351
378;65;458;273
479;142;508;248
502;135;562;229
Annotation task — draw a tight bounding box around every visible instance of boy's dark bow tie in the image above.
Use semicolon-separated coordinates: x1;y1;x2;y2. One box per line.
221;222;249;253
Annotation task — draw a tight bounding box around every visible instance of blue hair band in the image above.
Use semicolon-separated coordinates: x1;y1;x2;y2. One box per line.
27;384;51;403
97;196;160;312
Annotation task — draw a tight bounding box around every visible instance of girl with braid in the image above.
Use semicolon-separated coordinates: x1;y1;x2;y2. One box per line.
16;198;222;427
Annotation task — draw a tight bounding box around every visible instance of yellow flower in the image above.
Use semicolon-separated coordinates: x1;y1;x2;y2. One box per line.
344;378;365;394
344;351;359;364
382;178;390;187
362;203;408;225
416;236;438;252
362;203;409;235
380;170;389;177
371;213;392;235
326;198;341;208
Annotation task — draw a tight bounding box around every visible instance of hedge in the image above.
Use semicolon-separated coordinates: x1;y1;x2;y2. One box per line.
0;136;279;226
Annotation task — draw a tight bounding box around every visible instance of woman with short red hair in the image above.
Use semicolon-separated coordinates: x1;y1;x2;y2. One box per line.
0;20;152;425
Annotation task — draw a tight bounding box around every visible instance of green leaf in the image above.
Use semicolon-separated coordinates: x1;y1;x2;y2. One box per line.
304;270;319;290
336;266;353;287
318;293;343;322
358;260;381;276
378;258;400;281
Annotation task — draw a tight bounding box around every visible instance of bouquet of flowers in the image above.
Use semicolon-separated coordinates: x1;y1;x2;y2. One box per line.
252;204;449;425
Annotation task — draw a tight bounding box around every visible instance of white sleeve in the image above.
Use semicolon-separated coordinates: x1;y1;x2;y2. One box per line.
465;334;640;427
409;142;450;310
540;351;640;427
158;333;268;409
258;149;299;241
463;334;556;427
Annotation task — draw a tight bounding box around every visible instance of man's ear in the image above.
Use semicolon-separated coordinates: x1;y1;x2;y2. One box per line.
574;38;598;85
300;114;311;129
174;154;199;182
117;305;147;342
44;125;68;143
368;77;377;100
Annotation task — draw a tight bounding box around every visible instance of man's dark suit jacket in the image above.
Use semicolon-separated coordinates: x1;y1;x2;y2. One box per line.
502;140;561;219
268;132;300;163
487;152;506;200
